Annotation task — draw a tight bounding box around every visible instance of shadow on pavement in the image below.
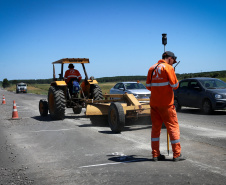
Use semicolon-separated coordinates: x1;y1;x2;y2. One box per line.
65;114;87;119
31;115;53;122
98;130;118;134
98;125;152;134
32;114;87;122
108;155;151;163
107;154;172;163
123;125;152;132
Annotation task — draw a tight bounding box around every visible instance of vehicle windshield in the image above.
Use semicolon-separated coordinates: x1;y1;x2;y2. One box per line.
124;83;146;89
199;79;226;89
18;84;26;87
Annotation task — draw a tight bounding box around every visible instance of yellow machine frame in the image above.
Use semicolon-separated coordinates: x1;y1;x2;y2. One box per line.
86;93;150;117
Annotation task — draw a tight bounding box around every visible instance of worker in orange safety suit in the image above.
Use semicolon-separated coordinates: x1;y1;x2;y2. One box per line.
146;51;185;162
64;64;82;83
64;64;82;95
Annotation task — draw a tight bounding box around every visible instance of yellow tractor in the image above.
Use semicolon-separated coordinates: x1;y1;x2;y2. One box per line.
39;58;103;120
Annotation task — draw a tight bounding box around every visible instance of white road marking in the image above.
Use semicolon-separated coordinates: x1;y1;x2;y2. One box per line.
79;152;150;168
79;158;148;168
28;128;77;133
79;162;122;168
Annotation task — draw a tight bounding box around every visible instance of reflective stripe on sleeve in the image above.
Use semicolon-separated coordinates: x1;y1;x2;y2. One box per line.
171;139;180;144
146;83;151;87
170;82;178;88
151;137;160;141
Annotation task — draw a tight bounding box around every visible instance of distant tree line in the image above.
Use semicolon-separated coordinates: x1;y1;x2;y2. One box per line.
0;78;53;87
176;70;226;80
96;70;226;82
96;76;147;83
1;70;226;87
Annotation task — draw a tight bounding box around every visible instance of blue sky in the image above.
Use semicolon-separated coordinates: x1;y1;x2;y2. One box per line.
0;0;226;81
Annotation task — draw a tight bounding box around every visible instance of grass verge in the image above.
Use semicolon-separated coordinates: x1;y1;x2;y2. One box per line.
6;84;50;95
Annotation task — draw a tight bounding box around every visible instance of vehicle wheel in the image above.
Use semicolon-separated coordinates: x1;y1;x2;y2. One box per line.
48;86;66;120
202;99;213;114
73;106;82;114
174;99;181;112
90;84;103;100
39;99;48;116
108;102;125;133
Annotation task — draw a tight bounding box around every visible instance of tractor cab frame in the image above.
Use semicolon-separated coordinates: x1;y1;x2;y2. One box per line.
39;58;103;120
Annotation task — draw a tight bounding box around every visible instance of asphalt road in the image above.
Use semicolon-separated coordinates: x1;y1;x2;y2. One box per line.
0;88;226;185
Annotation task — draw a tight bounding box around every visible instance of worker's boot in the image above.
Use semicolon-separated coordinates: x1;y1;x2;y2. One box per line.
173;154;186;162
153;154;165;162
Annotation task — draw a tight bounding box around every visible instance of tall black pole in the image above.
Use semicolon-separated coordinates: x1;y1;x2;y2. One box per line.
162;33;170;155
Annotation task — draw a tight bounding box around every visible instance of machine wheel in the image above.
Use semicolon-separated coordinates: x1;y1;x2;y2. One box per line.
202;99;213;114
174;99;181;112
39;99;48;116
48;86;66;120
108;102;125;133
90;84;103;100
73;106;82;114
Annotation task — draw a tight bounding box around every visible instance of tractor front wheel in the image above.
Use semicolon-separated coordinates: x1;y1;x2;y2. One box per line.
73;106;82;114
39;99;48;116
48;86;66;120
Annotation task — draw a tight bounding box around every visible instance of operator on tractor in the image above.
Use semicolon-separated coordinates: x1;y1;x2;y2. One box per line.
64;64;82;83
64;64;82;95
146;51;185;162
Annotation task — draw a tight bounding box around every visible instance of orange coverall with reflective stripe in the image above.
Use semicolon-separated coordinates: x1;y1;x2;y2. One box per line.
146;59;181;158
64;69;82;84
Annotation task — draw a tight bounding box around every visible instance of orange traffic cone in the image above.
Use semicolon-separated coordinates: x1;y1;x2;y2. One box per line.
12;100;19;119
2;95;6;104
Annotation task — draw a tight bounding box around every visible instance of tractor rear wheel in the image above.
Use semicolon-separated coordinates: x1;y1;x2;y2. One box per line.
90;84;103;100
48;86;66;120
39;99;48;116
108;102;125;133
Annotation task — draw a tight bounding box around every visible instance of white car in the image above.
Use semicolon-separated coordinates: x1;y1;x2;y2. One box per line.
110;82;151;100
16;82;27;93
